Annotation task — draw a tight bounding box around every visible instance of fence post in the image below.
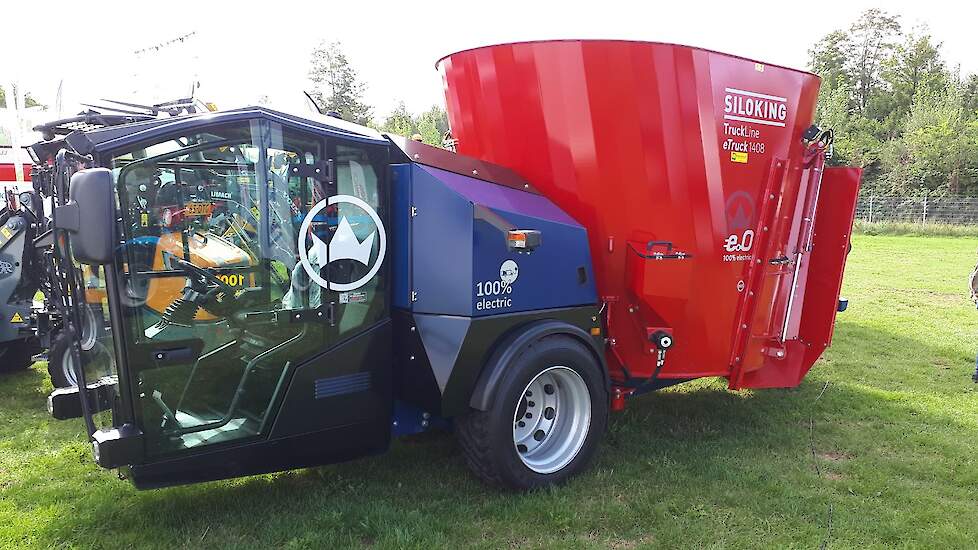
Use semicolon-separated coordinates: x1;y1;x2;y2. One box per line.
869;195;874;223
922;195;928;225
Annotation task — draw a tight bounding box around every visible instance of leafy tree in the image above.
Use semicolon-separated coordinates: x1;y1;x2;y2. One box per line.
879;28;948;124
809;30;851;93
415;105;449;146
845;9;902;114
379;101;416;137
377;103;450;147
307;41;373;125
905;88;978;195
815;79;885;175
963;74;978;119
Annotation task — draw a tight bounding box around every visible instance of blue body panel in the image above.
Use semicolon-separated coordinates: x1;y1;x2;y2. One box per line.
393;163;596;317
470;207;596;315
391;163;413;309
410;166;475;315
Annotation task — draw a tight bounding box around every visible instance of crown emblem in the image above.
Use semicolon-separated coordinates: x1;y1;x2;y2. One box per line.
308;215;375;266
298;194;387;292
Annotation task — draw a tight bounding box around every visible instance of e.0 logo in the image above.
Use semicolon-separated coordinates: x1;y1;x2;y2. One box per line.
723;229;755;252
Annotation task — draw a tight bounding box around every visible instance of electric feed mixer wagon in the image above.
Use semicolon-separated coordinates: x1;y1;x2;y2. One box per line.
35;40;860;490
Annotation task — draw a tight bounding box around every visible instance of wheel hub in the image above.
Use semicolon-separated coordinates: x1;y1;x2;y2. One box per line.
512;366;591;474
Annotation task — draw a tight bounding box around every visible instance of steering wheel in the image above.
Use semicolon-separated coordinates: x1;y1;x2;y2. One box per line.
145;258;235;336
172;257;234;294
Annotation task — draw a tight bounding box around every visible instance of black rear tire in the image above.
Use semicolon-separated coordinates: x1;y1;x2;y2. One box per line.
48;304;106;388
0;338;36;373
456;334;608;490
48;330;77;388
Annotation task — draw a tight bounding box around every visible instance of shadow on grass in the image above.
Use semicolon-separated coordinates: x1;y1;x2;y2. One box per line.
6;322;977;548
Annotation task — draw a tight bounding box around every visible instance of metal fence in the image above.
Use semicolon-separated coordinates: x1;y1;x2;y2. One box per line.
855;195;978;225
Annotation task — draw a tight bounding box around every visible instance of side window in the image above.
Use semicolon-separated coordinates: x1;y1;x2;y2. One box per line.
267;126;326;311
330;143;388;341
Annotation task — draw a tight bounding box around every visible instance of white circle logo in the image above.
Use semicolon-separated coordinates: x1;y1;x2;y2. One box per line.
297;194;386;292
500;259;519;286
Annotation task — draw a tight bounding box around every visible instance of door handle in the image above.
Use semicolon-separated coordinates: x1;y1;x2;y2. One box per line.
769;256;791;266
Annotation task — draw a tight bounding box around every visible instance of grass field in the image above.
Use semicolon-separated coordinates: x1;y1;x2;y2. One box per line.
853;220;978;238
2;234;977;549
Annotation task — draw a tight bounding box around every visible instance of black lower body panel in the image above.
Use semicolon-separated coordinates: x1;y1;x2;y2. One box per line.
127;420;389;489
128;321;393;489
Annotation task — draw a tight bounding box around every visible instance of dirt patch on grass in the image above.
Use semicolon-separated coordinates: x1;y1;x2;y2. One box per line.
606;533;656;549
918;289;969;305
818;451;853;462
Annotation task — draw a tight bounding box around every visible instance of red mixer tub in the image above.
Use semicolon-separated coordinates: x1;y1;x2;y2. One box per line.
438;40;860;399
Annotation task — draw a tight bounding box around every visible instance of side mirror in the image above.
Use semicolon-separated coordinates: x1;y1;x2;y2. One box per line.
55;168;116;265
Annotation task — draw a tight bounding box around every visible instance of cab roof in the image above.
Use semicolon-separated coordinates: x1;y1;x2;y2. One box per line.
35;106;388;158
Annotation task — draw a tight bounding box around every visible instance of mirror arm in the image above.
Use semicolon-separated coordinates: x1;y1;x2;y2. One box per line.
53;203;80;232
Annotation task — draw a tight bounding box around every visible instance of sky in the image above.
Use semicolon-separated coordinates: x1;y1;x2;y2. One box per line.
2;0;976;122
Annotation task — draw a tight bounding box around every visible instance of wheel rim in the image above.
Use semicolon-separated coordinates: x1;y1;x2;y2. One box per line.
61;344;78;386
59;306;98;387
512;366;591;474
79;306;98;352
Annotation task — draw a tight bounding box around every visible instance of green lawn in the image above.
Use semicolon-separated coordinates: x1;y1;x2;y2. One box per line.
2;234;977;549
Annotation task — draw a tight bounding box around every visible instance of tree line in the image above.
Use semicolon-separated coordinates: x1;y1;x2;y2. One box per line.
307;41;449;147
810;9;978;197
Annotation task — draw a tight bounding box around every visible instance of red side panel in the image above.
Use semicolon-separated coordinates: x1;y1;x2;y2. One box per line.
732;166;860;388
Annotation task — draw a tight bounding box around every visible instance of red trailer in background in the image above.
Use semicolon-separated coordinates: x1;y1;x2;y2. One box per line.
439;40;860;403
0;147;32;190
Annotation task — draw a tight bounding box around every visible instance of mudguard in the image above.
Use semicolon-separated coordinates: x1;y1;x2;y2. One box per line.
469;318;607;411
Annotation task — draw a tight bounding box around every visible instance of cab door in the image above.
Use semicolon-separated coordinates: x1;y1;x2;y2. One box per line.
261;129;393;441
108;119;391;471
